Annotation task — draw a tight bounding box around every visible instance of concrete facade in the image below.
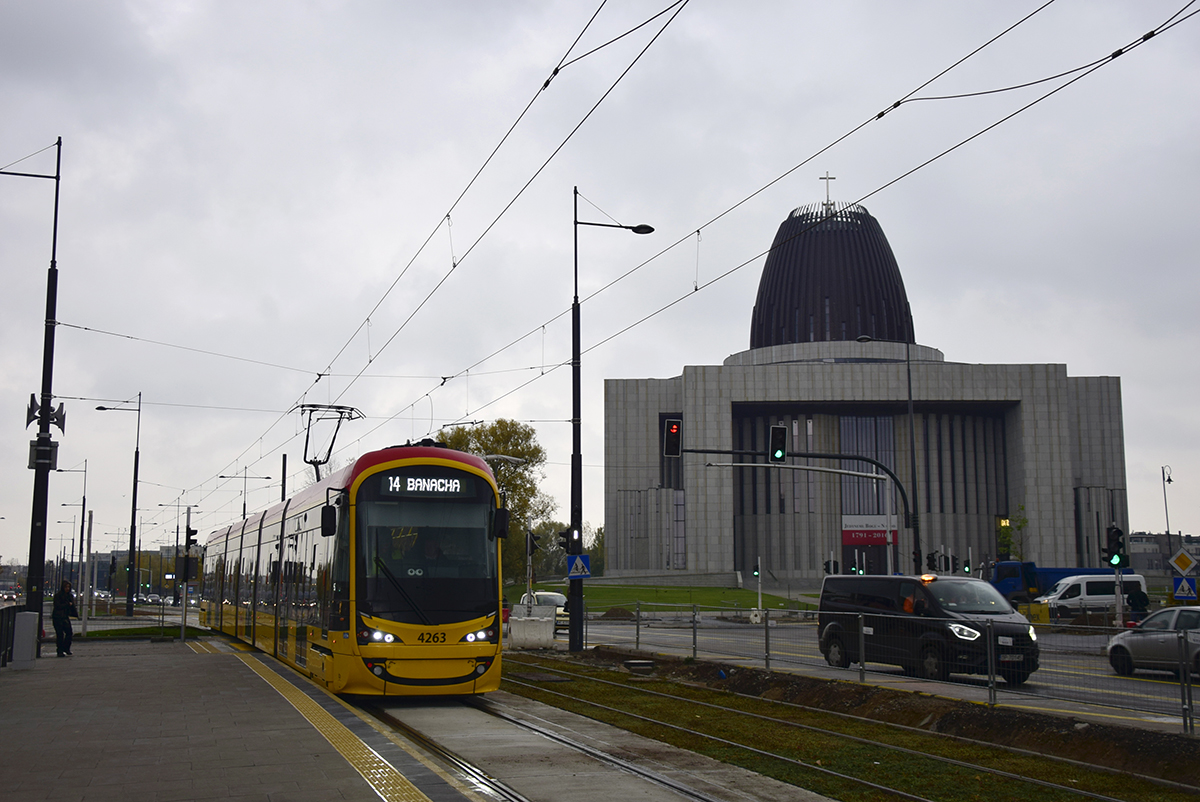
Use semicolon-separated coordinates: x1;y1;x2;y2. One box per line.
605;339;1127;583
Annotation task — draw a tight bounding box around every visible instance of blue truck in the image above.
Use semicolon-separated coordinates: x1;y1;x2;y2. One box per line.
988;561;1132;603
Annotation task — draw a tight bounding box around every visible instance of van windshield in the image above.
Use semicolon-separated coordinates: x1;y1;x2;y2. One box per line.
927;579;1013;614
1040;579;1071;599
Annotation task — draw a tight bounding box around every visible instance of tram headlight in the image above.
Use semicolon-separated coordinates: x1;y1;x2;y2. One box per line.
1028;625;1038;642
461;628;496;643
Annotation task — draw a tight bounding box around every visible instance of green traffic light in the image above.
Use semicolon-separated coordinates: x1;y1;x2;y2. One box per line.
1108;553;1121;566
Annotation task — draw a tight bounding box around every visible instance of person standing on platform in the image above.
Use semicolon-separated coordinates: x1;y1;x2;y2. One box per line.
52;580;79;657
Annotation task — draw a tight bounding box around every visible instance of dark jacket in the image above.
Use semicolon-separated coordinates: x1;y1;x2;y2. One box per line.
52;589;78;621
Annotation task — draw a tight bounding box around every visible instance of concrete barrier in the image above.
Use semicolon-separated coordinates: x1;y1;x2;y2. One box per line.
507;605;557;648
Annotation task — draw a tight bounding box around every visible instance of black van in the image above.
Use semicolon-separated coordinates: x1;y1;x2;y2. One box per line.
818;574;1039;685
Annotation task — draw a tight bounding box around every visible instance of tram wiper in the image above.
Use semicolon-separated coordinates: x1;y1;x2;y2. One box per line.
374;556;432;626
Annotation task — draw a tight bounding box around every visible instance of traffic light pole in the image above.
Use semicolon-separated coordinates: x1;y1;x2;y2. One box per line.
181;506;194;641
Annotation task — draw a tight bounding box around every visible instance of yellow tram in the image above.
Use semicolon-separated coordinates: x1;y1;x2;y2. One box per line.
200;441;508;695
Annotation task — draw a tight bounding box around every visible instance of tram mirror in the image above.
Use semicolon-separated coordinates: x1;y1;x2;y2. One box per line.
491;508;510;540
320;505;337;537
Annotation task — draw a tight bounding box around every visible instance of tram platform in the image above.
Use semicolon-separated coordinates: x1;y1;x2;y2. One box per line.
0;636;484;802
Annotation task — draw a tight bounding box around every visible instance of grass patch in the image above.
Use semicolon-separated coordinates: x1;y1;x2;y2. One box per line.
79;626;208;639
502;654;1194;802
512;582;812;614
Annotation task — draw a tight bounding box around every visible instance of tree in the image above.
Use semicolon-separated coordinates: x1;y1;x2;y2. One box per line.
587;525;605;577
438;419;556;589
531;519;568;580
996;504;1029;561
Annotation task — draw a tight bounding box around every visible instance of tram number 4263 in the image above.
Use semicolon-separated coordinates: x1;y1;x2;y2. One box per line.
417;631;447;644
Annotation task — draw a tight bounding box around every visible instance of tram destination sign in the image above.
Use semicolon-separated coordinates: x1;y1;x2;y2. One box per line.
382;474;473;498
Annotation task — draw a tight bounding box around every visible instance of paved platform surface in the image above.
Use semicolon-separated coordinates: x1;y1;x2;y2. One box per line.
0;637;481;802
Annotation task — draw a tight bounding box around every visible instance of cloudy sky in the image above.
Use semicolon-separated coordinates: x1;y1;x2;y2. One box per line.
2;1;1197;569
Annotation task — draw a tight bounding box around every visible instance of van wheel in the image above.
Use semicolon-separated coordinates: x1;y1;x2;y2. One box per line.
918;646;947;681
1109;647;1134;676
825;636;850;668
1000;669;1030;686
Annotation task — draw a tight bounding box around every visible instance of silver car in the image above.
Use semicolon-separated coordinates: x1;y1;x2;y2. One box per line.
1107;607;1200;676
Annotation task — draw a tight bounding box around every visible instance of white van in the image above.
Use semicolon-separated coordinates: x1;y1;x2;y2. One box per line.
1035;574;1146;617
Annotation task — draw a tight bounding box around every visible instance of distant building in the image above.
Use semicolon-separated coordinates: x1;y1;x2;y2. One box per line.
605;202;1128;584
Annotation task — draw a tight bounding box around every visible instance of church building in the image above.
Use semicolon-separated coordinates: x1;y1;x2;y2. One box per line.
603;201;1127;585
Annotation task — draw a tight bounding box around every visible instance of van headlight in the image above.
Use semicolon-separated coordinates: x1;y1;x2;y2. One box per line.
948;623;980;641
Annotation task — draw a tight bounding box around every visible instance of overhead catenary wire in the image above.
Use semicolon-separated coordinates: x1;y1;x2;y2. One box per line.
368;0;1199;444
82;2;1198;531
328;0;692;409
162;2;692;526
187;0;1117;500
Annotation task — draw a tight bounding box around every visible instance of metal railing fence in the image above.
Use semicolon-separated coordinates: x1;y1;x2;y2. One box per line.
576;603;1196;735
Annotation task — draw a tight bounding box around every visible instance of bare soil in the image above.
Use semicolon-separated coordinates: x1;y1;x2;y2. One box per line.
576;646;1200;788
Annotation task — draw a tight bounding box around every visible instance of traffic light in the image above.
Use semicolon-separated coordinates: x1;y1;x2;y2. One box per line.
557;529;571;550
768;425;788;463
1105;525;1126;567
526;531;540;556
663;419;682;458
962;556;970;574
951;555;960;573
752;560;760;578
185;528;198;549
926;552;937;571
823;560;831;574
566;528;582;555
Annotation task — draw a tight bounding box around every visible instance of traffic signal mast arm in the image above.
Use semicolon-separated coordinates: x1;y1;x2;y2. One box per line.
702;448;912;534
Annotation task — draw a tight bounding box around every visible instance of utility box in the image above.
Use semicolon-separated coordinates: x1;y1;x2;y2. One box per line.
11;611;39;670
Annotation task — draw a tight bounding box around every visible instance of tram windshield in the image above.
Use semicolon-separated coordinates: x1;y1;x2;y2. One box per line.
356;467;499;625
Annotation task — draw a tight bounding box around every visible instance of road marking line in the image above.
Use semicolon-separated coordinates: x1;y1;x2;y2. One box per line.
238;653;432;802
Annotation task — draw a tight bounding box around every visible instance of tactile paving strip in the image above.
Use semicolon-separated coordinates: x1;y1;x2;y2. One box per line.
238;653;432;802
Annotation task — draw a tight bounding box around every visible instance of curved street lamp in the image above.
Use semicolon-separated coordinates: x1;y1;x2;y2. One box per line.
1162;466;1174;561
857;335;921;574
97;393;141;617
571;186;653;652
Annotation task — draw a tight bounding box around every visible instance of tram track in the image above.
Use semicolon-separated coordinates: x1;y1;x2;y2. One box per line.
361;700;534;802
500;654;1198;802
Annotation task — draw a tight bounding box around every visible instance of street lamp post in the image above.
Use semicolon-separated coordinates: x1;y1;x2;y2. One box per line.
219;468;272;519
58;460;87;585
1162;466;1174;560
571;186;653;652
97;393;142;617
4;138;63;632
857;335;921;574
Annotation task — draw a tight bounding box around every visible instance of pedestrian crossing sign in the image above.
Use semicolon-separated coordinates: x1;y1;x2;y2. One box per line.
567;555;591;579
1175;577;1197;600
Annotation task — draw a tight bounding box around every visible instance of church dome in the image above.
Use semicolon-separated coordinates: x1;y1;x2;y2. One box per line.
749;202;914;348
